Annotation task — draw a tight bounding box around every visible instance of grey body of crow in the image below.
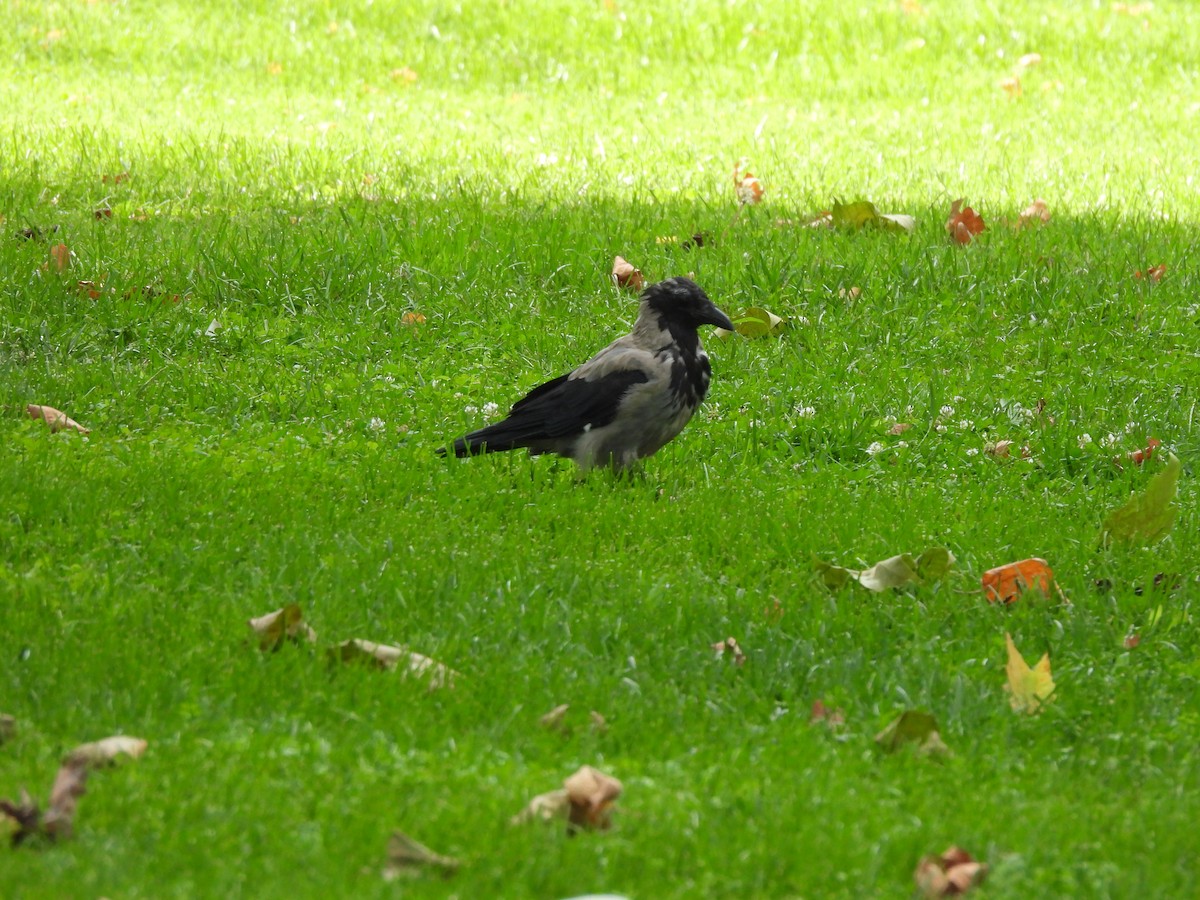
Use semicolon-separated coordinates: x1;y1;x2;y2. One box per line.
440;277;734;471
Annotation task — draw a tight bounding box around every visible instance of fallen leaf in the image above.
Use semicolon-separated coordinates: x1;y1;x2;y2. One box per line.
809;699;846;729
0;788;42;846
248;604;317;651
564;765;622;831
205;319;222;337
915;846;988;897
16;225;60;241
539;704;571;732
588;710;608;733
65;736;148;768
682;231;708;250
611;255;644;291
1124;633;1141;649
1000;75;1022;98
40;762;88;840
382;830;460;879
49;243;71;271
981;558;1055;604
1134;263;1166;282
763;596;785;623
727;306;784;339
26;404;90;435
946;200;985;244
830;200;914;233
1017;52;1043;68
77;280;103;300
93;206;113;220
712;637;746;666
1102;453;1181;546
889;422;912;435
513;765;622;832
838;286;862;300
1018;198;1051;227
985;439;1013;459
817;548;954;592
1004;633;1055;714
101;172;130;184
874;710;949;756
1119;436;1161;468
733;161;764;205
390;67;419;84
327;639;459;688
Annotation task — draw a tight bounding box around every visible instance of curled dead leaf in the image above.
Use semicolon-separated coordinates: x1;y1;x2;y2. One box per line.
1000;75;1022;98
65;736;148;769
401;311;426;326
1018;52;1043;68
1134;263;1166;282
27;404;90;435
49;243;71;271
733;161;764;205
711;636;746;666
382;830;460;880
40;762;88;840
1018;198;1051;227
539;704;571;732
513;765;622;832
915;846;987;897
889;422;912;435
946;200;985;244
611;256;644;291
327;639;459;689
981;558;1055;604
809;699;846;729
248;604;317;651
874;710;949;756
985;439;1013;459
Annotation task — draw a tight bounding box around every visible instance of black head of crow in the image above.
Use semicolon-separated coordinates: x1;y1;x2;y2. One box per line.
440;276;735;471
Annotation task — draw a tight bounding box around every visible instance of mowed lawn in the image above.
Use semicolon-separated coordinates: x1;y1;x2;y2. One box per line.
2;1;1199;897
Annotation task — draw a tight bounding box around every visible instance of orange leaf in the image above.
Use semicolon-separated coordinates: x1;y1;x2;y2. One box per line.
946;200;985;244
1134;264;1166;282
401;311;426;326
1126;437;1161;466
27;404;90;435
49;243;71;271
611;255;644;290
982;558;1054;604
1018;198;1050;227
711;636;746;666
733;160;764;205
1000;75;1022;98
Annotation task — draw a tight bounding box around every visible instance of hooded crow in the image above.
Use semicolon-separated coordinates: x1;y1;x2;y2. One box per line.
440;276;735;471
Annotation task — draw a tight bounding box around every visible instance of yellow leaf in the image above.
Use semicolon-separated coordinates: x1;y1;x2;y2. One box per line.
1004;633;1054;714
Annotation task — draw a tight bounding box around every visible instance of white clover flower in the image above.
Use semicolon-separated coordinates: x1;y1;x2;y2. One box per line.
966;447;980;457
896;440;909;449
1101;432;1120;448
795;405;816;419
1077;433;1094;448
483;402;500;417
935;424;947;433
940;405;955;418
369;417;386;433
958;419;973;430
1124;421;1139;433
463;405;479;415
865;441;885;456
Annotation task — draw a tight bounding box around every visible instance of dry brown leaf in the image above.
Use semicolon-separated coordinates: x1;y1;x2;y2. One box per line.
1018;52;1043;68
65;736;148;768
401;311;426;326
946;200;985;244
838;286;862;300
611;256;644;291
1018;198;1051;227
327;639;458;688
0;788;42;846
40;762;88;840
382;830;461;879
1124;633;1141;649
27;404;90;435
809;699;846;729
589;710;608;733
1134;263;1166;282
985;439;1013;459
540;704;571;732
711;636;746;666
1000;75;1022;98
564;765;622;831
889;423;912;435
248;604;317;651
511;788;571;825
915;846;988;897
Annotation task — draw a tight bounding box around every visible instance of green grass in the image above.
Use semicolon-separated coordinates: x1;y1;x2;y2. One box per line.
3;1;1200;897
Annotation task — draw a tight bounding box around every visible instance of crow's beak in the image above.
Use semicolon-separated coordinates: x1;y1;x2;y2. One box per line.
703;303;736;332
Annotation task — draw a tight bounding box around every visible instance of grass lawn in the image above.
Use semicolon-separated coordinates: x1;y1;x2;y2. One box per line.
3;0;1200;896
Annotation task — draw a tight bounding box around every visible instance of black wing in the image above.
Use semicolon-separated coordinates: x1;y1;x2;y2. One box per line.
449;369;649;456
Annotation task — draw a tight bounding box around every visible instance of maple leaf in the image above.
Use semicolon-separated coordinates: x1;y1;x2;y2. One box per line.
1004;633;1055;714
946;200;985;244
1102;453;1181;546
874;710;949;756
